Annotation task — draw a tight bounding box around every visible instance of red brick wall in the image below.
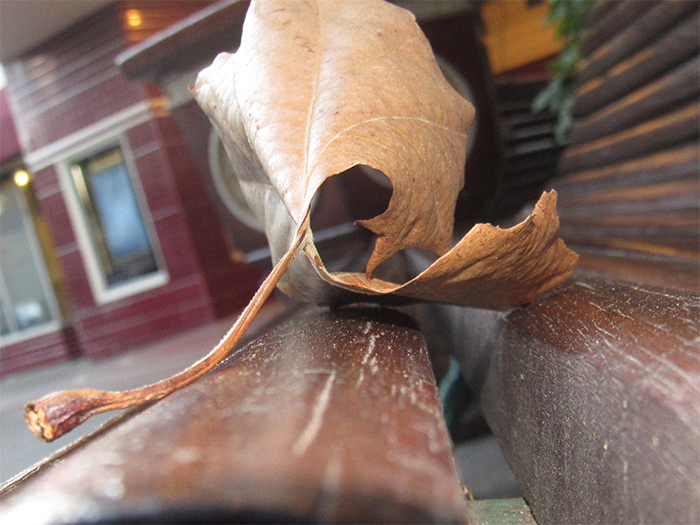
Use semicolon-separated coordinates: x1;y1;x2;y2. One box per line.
147;115;264;317
2;2;258;365
0;89;21;162
4;4;145;154
0;327;80;378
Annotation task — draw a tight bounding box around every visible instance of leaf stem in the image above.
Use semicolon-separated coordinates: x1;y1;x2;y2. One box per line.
25;222;309;442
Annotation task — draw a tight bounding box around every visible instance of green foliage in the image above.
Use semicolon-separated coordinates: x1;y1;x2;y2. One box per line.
531;0;594;141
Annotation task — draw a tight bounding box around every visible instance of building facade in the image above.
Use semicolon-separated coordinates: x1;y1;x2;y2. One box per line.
1;1;262;374
1;0;569;375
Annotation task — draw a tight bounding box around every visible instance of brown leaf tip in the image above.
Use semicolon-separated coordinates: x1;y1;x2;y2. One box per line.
24;389;110;442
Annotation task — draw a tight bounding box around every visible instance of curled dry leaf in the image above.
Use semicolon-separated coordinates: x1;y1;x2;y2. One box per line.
193;0;577;309
25;0;577;442
194;0;476;303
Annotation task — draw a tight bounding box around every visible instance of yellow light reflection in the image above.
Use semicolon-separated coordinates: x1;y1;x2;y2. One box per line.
126;9;142;28
14;170;30;187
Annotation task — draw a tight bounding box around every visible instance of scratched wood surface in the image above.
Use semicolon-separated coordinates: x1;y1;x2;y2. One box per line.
554;0;699;291
452;277;700;524
0;306;468;524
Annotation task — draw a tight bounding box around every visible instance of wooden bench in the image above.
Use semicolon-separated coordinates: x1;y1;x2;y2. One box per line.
1;1;698;523
1;274;696;524
0;305;472;523
451;277;700;524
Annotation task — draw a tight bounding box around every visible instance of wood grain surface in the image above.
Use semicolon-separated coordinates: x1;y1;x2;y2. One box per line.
0;306;468;524
465;277;700;524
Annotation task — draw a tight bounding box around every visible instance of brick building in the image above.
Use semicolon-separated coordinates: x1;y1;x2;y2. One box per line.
0;0;567;375
0;1;263;374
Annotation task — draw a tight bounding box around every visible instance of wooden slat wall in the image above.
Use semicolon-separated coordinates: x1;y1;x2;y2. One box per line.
492;79;563;219
554;0;699;291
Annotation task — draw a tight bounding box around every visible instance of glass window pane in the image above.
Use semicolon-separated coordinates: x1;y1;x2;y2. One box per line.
0;302;11;335
87;164;153;266
72;146;159;286
0;179;56;333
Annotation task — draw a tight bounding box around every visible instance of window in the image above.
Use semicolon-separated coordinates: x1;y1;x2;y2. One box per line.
66;143;166;302
0;175;61;342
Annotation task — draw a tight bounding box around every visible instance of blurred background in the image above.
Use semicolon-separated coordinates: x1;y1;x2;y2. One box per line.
1;0;697;501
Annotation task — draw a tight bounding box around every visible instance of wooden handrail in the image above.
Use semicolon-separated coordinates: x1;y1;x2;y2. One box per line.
0;306;468;524
452;277;700;524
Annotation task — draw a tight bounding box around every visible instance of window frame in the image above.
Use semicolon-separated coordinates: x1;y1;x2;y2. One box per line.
0;175;63;347
57;135;168;305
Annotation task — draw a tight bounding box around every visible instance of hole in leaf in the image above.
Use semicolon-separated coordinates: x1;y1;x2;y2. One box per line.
337;164;393;222
369;247;440;285
309;166;443;284
308;165;393;273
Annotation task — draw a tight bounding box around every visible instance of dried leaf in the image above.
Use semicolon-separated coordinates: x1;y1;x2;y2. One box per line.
315;191;576;310
194;0;577;309
24;0;577;442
